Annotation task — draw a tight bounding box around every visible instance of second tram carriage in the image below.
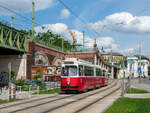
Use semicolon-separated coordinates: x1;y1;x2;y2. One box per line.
61;58;109;92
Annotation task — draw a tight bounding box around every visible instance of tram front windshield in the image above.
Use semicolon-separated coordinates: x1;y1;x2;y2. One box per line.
62;66;77;76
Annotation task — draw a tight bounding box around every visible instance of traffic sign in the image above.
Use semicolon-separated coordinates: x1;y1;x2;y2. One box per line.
138;66;141;74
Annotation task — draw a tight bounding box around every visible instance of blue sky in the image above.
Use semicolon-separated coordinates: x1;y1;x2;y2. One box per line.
0;0;150;56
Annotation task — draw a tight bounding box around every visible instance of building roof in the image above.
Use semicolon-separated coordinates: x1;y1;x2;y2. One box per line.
102;52;123;56
134;54;150;61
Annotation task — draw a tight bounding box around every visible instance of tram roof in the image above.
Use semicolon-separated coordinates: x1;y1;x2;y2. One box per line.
63;58;107;71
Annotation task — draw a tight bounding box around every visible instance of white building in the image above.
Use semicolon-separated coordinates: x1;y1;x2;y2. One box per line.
127;55;149;77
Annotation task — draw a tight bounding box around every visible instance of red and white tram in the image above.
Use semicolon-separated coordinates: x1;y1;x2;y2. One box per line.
61;58;109;92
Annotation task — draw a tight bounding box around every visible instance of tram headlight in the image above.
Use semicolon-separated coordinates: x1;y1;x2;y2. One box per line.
67;78;70;85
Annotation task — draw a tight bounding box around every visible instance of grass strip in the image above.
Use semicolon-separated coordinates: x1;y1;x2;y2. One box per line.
32;88;61;95
104;97;150;113
0;99;20;104
126;88;149;94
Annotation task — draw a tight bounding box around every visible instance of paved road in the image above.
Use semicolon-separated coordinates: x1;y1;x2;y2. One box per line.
130;78;150;92
0;80;121;113
124;78;150;99
141;78;150;85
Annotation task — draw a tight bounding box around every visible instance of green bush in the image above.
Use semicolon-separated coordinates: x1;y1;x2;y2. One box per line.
39;82;46;90
34;74;42;80
7;70;16;81
14;79;29;86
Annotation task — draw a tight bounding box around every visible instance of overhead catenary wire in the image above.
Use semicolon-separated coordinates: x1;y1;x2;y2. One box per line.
0;1;101;37
0;3;41;28
57;0;102;37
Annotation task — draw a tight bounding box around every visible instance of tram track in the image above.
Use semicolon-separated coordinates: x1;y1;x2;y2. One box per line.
0;94;75;113
0;79;116;113
0;93;76;110
0;94;59;109
0;79;113;110
42;80;120;113
41;80;118;113
74;87;121;113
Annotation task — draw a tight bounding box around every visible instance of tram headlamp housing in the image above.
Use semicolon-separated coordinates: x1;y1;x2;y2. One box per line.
67;78;70;85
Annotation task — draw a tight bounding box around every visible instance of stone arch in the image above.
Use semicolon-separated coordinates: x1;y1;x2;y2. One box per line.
52;56;62;66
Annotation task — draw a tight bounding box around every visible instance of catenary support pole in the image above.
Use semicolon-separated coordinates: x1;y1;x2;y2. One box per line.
11;16;13;28
82;31;84;50
122;61;125;96
139;41;142;83
32;2;35;39
62;39;64;52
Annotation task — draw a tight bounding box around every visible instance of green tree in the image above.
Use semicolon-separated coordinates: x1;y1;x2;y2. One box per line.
34;68;42;80
8;70;16;81
35;30;73;51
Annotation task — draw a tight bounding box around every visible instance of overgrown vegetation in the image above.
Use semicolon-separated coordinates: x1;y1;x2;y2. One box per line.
33;67;42;80
104;97;150;113
13;79;29;86
32;88;61;95
35;30;74;51
126;88;149;94
0;99;20;104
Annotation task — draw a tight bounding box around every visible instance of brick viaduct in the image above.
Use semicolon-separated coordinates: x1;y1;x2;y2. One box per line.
27;41;112;79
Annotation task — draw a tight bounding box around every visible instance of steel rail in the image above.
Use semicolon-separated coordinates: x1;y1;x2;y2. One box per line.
75;87;121;113
3;80;115;113
42;80;117;113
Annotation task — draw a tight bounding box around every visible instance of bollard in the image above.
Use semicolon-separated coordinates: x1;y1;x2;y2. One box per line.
9;83;16;101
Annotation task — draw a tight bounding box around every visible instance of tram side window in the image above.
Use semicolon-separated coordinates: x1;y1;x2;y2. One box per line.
96;68;102;76
79;65;83;76
89;67;94;76
85;66;94;76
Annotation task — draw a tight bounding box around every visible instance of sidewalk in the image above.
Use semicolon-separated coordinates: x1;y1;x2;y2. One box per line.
124;93;150;98
130;79;150;92
124;79;150;98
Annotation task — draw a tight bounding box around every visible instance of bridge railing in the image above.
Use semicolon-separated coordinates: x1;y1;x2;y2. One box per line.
0;23;27;52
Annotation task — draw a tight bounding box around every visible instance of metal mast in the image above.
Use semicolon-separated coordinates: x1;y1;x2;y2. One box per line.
32;2;35;39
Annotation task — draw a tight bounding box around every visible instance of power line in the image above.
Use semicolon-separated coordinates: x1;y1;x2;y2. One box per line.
57;0;101;37
0;4;41;27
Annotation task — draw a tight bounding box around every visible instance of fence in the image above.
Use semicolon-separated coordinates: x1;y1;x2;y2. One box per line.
0;82;61;100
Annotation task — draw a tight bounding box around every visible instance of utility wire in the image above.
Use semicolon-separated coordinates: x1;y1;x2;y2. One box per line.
57;0;101;37
0;4;41;27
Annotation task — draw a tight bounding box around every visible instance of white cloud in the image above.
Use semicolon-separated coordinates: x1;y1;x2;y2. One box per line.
97;37;114;48
123;48;135;55
59;9;70;19
35;23;70;40
0;0;55;16
35;23;119;51
89;12;150;34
